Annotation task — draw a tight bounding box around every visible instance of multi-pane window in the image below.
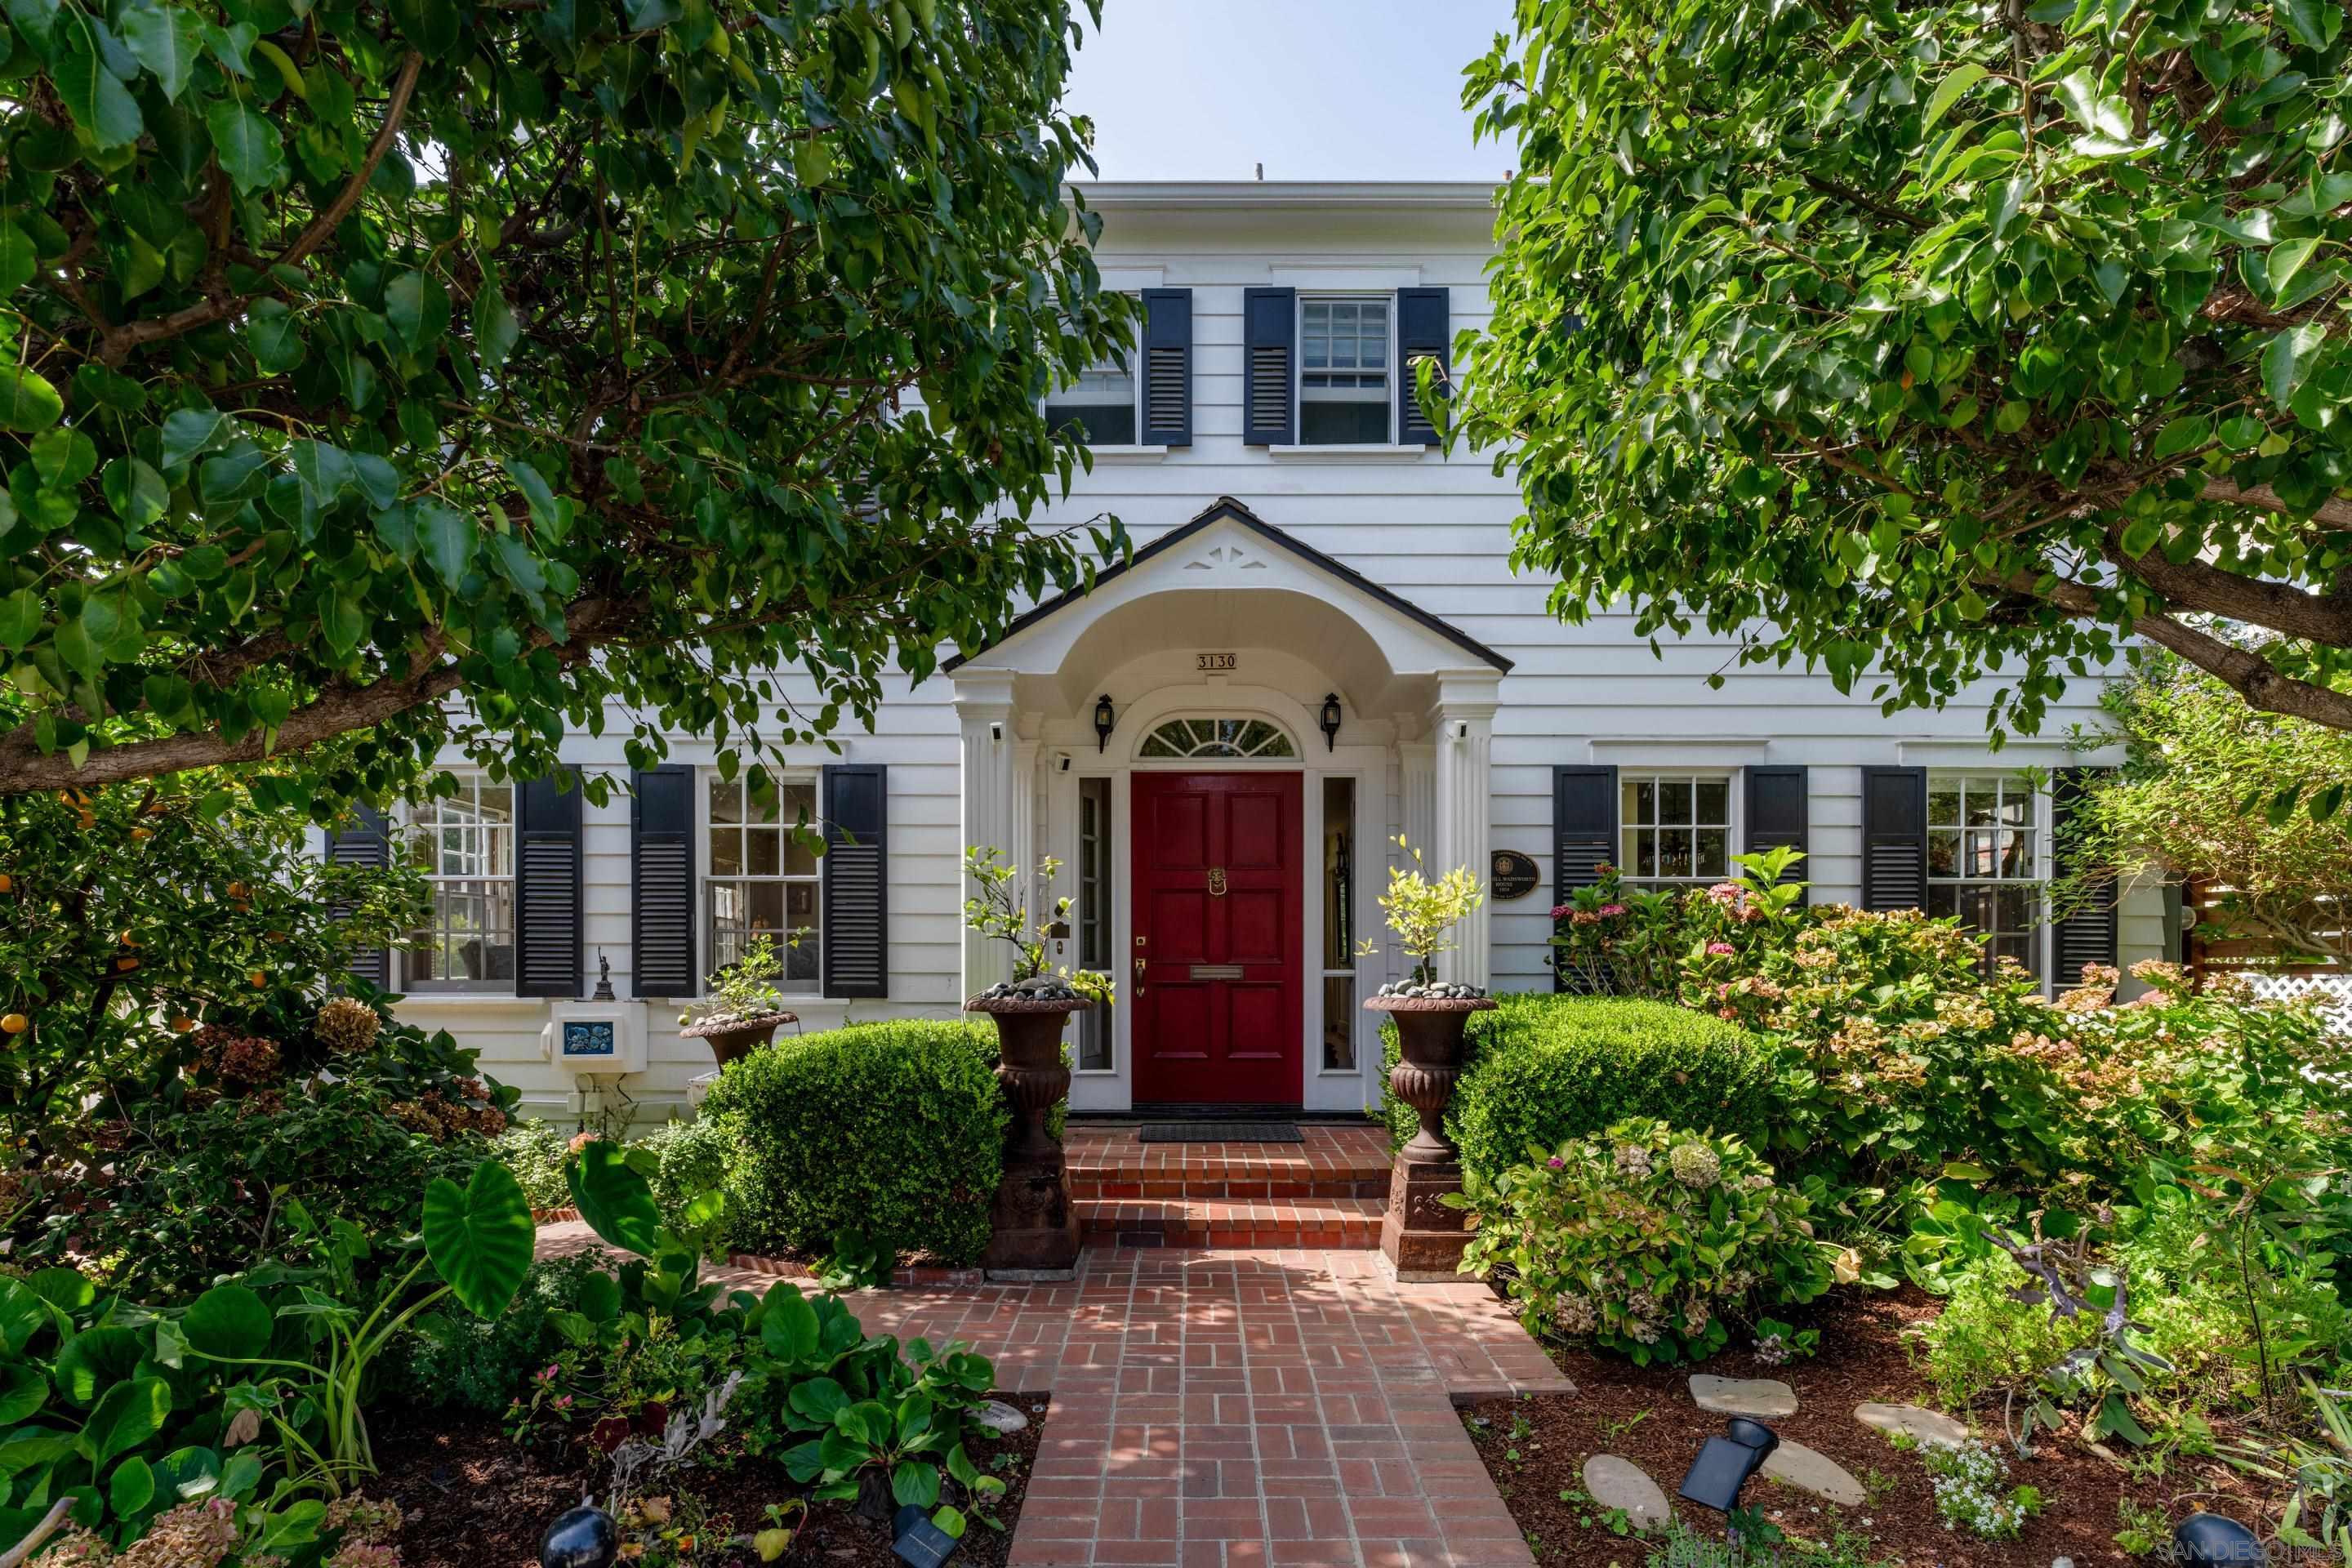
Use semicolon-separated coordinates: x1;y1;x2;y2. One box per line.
1043;296;1138;445
403;776;514;991
1619;774;1733;887
1076;777;1112;1071
1321;777;1357;1071
1928;773;2046;979
1138;719;1297;760
1300;298;1390;444
706;775;821;992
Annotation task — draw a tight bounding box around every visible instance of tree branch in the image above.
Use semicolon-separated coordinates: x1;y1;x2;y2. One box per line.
2105;526;2352;646
2200;475;2352;532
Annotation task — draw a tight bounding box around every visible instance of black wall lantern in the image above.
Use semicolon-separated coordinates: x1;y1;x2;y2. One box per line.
1094;695;1115;753
1319;693;1343;752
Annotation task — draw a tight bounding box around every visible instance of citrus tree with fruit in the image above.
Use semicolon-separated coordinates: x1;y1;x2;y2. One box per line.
0;0;1129;804
0;777;421;1128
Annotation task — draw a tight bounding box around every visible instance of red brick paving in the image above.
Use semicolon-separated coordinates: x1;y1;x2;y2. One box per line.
535;1227;1569;1568
1075;1196;1384;1250
1067;1127;1393;1202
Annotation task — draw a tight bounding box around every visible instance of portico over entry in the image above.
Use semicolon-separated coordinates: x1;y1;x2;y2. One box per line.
944;497;1509;1113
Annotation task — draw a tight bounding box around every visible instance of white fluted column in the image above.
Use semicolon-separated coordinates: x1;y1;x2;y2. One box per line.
1431;675;1500;988
955;672;1018;996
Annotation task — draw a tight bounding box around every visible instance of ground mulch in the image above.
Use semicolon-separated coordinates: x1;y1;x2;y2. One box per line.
370;1394;1049;1568
1461;1286;2285;1567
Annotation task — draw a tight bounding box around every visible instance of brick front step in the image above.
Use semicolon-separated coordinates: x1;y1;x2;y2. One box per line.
1065;1124;1394;1203
1074;1194;1386;1250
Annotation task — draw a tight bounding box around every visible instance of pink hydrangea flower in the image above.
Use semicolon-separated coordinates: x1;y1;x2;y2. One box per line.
1707;942;1735;956
1597;903;1627;918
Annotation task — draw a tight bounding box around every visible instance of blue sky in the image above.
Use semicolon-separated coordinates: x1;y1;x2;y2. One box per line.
1063;1;1517;182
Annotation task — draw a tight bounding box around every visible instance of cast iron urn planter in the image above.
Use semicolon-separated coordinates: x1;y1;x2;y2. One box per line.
679;1009;797;1067
965;979;1089;1272
1365;982;1494;1279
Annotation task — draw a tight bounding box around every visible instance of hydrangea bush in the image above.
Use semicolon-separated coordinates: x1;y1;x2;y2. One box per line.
1549;849;1806;999
1459;1116;1838;1365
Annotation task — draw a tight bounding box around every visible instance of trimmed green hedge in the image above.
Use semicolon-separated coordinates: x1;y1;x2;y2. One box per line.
1381;995;1772;1190
701;1018;1010;1266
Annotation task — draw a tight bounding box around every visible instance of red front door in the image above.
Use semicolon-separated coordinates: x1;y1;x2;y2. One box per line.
1131;772;1303;1105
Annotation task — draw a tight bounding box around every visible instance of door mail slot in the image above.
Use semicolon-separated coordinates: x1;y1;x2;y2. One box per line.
1188;964;1245;981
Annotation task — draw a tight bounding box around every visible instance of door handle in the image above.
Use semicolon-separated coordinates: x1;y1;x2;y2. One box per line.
1134;955;1147;979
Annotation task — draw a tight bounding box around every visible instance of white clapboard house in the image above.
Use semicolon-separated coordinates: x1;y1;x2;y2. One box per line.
324;182;2166;1123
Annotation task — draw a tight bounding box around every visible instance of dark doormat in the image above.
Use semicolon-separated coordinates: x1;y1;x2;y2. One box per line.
1138;1121;1305;1143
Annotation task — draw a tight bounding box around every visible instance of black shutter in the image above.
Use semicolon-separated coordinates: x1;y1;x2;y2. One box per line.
2051;768;2120;986
1554;764;1619;893
1744;765;1811;901
1139;287;1192;447
1242;286;1296;446
514;770;583;999
822;764;889;999
1860;766;1928;912
325;806;393;990
631;764;697;998
1396;286;1450;445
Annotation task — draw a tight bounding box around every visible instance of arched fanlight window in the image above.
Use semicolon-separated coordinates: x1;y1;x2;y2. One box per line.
1138;718;1298;760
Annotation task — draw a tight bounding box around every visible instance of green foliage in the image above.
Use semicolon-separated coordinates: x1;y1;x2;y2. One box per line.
27;1004;510;1303
1461;0;2352;735
1371;834;1484;985
702;1019;1009;1265
0;775;423;1125
1913;1251;2103;1410
394;1252;616;1416
493;1118;576;1212
0;0;1134;800
2230;1380;2352;1564
680;935;791;1031
1382;994;1774;1190
2062;654;2352;963
1918;1438;2033;1539
1551;849;1809;998
961;846;1113;1000
1460;1117;1838;1365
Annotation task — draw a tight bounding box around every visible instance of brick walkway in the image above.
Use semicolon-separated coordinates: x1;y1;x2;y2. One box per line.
1066;1127;1392;1250
534;1230;1570;1568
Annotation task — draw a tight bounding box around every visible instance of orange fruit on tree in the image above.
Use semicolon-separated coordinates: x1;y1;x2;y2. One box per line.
1;1014;26;1036
130;827;151;840
249;971;265;988
115;956;138;972
170;1015;194;1033
0;874;14;893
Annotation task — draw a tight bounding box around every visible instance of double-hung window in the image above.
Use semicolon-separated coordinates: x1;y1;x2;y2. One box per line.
1043;293;1139;446
1619;773;1734;890
706;775;821;993
402;775;515;991
1299;297;1391;443
1927;773;2047;979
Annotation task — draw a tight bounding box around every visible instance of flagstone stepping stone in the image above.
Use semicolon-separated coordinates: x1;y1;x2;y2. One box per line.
1762;1441;1864;1507
1854;1401;1967;1446
1581;1454;1671;1530
1688;1374;1798;1419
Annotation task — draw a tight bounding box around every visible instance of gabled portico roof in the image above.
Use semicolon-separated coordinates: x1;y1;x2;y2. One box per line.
943;497;1512;675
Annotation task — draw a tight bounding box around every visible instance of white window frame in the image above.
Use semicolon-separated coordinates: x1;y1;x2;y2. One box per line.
1042;292;1143;448
1297;294;1395;445
701;772;824;996
1618;771;1739;890
399;773;516;995
1075;775;1114;1072
1926;771;2051;982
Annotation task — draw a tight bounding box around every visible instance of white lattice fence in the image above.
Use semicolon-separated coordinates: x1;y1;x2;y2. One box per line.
2232;972;2352;1037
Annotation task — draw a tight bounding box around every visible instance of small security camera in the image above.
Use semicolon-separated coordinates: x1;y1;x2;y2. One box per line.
1058;755;1071;773
989;721;1003;742
1456;720;1469;740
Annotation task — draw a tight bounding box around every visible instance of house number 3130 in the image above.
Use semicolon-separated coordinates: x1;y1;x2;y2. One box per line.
1195;653;1237;672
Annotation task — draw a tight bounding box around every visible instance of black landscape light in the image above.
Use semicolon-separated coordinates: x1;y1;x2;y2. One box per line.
1677;1417;1780;1517
1319;693;1343;751
1094;694;1116;753
2172;1513;2265;1564
539;1503;619;1568
893;1503;960;1568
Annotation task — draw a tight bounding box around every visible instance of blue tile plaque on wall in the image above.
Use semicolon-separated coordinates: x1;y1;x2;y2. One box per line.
563;1020;616;1058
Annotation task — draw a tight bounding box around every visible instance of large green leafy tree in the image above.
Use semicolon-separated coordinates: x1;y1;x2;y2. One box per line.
1459;0;2352;735
0;0;1127;799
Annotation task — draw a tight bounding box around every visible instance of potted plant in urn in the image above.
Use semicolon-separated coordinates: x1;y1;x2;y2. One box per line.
678;933;801;1066
1362;835;1490;1277
961;846;1114;1273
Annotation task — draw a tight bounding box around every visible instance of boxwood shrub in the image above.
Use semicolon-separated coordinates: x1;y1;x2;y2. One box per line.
1380;994;1771;1190
700;1018;1010;1265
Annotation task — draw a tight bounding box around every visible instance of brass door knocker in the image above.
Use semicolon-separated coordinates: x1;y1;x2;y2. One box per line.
1206;866;1227;897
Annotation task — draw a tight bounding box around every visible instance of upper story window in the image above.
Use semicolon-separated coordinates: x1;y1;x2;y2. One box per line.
1044;294;1139;446
402;775;514;992
1300;297;1390;444
1927;773;2046;980
707;774;821;993
1620;773;1733;889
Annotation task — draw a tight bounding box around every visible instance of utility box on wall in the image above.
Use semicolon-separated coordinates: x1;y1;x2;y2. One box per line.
541;1000;648;1076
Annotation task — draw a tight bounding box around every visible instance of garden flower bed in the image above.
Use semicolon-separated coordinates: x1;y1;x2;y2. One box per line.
367;1393;1049;1568
1458;1286;2299;1566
